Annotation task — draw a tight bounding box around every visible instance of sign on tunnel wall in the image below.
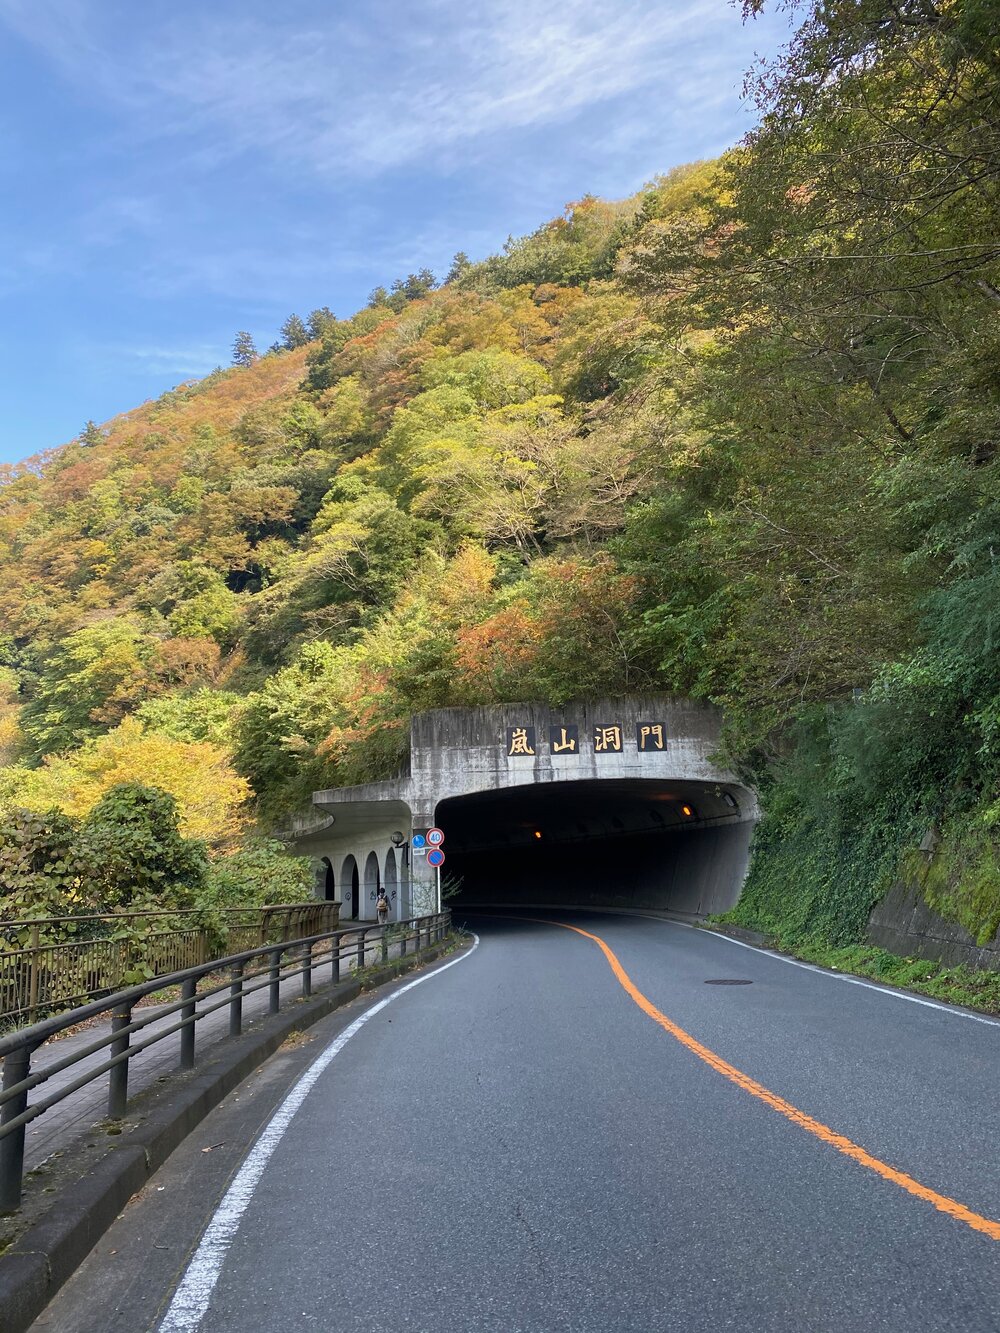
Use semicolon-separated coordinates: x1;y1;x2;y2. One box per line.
505;722;667;758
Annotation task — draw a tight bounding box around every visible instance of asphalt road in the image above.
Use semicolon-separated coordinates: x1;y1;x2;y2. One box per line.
32;913;1000;1333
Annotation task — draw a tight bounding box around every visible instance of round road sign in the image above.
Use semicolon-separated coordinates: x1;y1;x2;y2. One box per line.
427;848;446;867
412;833;427;849
427;827;445;846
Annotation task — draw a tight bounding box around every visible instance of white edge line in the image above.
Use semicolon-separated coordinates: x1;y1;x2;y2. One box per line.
630;914;1000;1030
158;933;480;1333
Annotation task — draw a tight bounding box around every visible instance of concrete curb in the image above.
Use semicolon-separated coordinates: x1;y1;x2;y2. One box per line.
698;921;777;948
0;939;457;1333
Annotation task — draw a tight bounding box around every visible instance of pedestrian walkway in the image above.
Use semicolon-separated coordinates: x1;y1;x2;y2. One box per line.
18;926;405;1176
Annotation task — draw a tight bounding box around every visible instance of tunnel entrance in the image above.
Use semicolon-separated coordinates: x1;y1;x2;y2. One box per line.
435;779;752;917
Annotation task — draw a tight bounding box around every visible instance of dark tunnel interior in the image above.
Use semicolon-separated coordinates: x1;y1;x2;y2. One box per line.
435;779;754;916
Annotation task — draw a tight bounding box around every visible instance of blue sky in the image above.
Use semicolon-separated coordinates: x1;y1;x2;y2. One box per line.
0;0;790;465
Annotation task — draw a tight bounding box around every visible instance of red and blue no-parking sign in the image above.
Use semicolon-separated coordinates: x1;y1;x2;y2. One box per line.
427;848;446;867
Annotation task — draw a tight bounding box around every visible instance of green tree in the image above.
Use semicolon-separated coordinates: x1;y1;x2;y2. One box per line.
446;252;472;284
231;331;258;367
136;689;241;745
387;269;436;311
21;622;158;757
279;314;310;350
233;641;346;812
79;420;105;447
167;570;242;648
306;307;337;340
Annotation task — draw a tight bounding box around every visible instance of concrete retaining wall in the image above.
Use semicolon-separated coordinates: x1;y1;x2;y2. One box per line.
868;881;1000;971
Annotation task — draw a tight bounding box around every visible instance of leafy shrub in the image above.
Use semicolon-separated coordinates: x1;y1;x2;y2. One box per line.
199;838;314;910
79;782;206;910
0;807;92;926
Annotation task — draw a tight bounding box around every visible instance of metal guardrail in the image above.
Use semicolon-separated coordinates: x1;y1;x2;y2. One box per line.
0;910;451;1212
0;904;342;1024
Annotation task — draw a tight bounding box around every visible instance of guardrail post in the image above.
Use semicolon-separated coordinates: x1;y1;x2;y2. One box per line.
331;934;341;985
301;942;312;998
180;977;196;1070
269;948;281;1014
27;924;40;1025
107;1004;132;1119
357;930;365;971
230;963;244;1037
381;928;389;964
0;1044;31;1212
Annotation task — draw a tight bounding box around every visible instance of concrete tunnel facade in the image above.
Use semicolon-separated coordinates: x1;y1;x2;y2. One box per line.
287;695;758;921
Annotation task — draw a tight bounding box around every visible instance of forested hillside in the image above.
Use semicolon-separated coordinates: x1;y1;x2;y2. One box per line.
2;0;999;954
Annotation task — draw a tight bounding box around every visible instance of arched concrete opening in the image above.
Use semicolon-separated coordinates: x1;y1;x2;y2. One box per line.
384;848;398;920
341;854;360;921
321;857;336;902
436;779;753;917
364;851;381;919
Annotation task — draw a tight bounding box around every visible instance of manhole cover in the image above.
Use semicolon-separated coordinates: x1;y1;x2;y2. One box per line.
704;978;753;985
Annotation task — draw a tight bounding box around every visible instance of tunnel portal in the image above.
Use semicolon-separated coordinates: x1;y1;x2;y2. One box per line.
290;697;757;920
437;779;751;915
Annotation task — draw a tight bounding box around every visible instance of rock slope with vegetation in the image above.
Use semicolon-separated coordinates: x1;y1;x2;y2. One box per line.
1;0;999;965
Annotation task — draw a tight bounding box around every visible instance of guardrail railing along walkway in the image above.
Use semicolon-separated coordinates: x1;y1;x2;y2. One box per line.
1;902;342;1025
0;911;451;1212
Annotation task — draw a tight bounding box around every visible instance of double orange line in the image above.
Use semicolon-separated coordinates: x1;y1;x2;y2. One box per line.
543;918;1000;1243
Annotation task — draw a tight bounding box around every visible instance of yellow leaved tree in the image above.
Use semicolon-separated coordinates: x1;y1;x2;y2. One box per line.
9;717;249;849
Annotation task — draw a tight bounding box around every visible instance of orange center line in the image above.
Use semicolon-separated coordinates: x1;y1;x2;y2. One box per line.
539;917;1000;1243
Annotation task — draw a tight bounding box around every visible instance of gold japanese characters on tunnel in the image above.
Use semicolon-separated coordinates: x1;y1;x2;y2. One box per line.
504;723;667;758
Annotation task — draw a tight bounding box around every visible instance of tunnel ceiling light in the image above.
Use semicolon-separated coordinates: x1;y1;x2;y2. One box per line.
681;804;694;818
534;830;542;839
721;792;738;810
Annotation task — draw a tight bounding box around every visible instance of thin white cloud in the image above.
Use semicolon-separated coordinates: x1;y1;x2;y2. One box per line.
0;0;765;179
128;216;498;303
110;342;229;377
